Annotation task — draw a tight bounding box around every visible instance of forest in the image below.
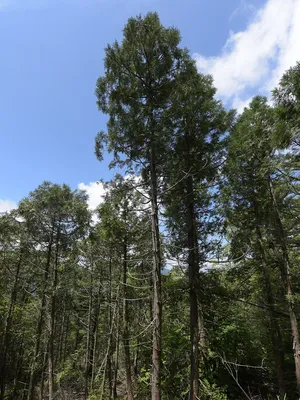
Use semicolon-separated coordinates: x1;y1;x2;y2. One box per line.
1;11;300;400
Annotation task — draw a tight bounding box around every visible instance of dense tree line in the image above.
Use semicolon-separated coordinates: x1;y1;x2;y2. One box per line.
1;12;300;400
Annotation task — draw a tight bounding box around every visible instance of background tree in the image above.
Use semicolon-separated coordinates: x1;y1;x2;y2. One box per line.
223;96;300;396
18;182;90;400
163;70;231;399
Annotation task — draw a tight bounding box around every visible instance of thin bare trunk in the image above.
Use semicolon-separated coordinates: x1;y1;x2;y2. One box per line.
195;244;207;363
186;173;199;400
134;343;139;379
90;283;101;392
268;178;300;394
253;201;285;395
62;316;69;364
197;301;206;359
123;242;134;400
113;313;120;399
0;251;22;400
99;284;120;400
48;228;60;400
150;151;162;400
58;297;66;365
40;341;48;400
12;342;24;399
107;255;113;399
28;234;53;400
85;265;93;400
107;354;113;399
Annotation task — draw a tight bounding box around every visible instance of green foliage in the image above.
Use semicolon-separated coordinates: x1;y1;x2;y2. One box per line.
273;61;300;147
95;12;192;176
2;11;300;400
199;379;228;400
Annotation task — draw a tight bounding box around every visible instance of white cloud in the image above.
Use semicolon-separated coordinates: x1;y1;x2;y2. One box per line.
78;181;106;211
229;0;256;22
231;95;254;113
194;0;300;111
0;199;17;213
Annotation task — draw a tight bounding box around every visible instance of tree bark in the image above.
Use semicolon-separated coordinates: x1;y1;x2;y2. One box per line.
123;241;134;400
85;262;94;400
186;173;200;400
253;198;285;395
48;227;60;400
107;255;113;399
197;300;207;360
0;250;23;400
40;341;48;400
134;343;139;379
27;233;53;400
58;295;67;365
113;313;120;399
150;150;162;400
12;341;24;399
268;177;300;395
91;284;101;391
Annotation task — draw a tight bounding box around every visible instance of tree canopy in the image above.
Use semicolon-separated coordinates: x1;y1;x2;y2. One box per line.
1;11;300;400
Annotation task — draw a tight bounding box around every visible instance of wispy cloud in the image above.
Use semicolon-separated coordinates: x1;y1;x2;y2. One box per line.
0;199;17;213
229;0;256;22
78;181;106;211
194;0;300;111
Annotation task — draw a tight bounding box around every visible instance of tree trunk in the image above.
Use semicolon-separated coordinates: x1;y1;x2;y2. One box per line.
268;178;300;394
12;341;24;399
150;151;162;400
134;343;139;379
85;264;93;400
48;228;60;400
107;354;113;399
253;200;285;395
113;315;120;399
107;254;113;399
58;296;67;365
27;234;53;400
195;240;207;364
186;173;200;400
40;341;48;400
0;250;23;400
62;316;69;364
91;285;101;390
197;300;207;360
123;242;134;400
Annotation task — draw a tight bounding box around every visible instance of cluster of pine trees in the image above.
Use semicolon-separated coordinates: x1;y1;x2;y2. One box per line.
1;12;300;400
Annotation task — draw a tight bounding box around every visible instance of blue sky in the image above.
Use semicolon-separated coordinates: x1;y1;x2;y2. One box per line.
1;0;299;211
